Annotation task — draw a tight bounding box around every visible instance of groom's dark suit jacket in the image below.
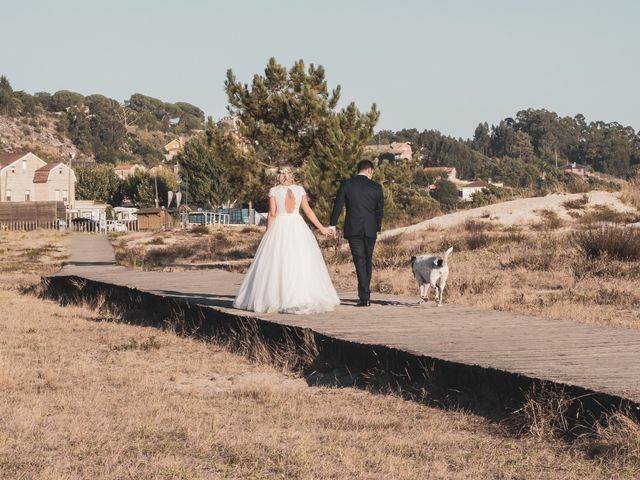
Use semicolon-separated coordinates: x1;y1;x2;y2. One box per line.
330;175;384;238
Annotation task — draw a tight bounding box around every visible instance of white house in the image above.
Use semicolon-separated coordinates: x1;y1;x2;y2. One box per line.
459;180;491;201
0;152;76;206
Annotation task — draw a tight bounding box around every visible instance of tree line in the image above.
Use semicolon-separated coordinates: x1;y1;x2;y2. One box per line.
376;109;640;182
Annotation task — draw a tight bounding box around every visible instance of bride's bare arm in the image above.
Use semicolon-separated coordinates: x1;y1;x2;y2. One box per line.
267;196;277;229
300;195;330;235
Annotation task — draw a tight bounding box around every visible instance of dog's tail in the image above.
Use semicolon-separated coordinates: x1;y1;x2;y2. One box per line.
443;246;453;266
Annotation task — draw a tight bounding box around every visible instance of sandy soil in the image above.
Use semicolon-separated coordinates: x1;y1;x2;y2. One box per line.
382;191;635;238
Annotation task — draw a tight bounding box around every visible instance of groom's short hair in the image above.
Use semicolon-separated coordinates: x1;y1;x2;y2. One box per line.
357;159;374;172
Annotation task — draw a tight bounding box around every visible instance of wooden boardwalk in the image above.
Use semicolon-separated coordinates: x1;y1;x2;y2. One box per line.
55;234;640;403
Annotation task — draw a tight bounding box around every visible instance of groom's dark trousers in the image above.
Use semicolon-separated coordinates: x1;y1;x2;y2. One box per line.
330;175;384;302
347;236;377;301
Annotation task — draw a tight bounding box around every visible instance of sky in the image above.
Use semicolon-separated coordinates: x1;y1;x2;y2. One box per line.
1;0;639;138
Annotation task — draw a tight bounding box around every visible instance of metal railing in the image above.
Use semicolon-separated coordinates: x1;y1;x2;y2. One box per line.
68;219;139;233
183;211;231;226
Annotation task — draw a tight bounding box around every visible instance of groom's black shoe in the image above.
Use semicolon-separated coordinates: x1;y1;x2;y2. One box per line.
355;300;370;307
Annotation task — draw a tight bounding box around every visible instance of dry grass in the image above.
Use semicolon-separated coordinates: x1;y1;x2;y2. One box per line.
112;226;263;271
571;226;640;261
563;194;590;210
4;231;640;478
621;177;640;210
532;209;566;230
577;204;640;225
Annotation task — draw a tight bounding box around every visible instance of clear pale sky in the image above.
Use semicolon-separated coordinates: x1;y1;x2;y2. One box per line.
2;0;638;138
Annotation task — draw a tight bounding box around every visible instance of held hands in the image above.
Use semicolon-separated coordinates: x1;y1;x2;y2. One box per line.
321;226;337;238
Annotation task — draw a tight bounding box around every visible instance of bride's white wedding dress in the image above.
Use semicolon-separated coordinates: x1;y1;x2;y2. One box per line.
233;184;340;314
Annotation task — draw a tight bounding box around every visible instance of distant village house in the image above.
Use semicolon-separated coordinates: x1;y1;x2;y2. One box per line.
364;142;413;161
561;162;588;177
458;180;502;202
0;152;76;206
164;138;185;161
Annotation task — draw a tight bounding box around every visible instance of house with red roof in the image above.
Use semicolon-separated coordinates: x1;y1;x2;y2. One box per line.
0;152;76;205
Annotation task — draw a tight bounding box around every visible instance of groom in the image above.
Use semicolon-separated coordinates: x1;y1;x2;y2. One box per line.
329;160;384;307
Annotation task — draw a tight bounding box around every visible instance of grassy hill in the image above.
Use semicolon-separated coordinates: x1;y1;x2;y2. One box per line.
0;75;204;166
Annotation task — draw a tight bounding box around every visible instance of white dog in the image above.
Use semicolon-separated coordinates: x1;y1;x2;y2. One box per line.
411;247;453;306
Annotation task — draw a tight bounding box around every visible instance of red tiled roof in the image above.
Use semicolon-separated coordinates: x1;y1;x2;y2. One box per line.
0;152;28;168
33;163;65;183
114;163;133;170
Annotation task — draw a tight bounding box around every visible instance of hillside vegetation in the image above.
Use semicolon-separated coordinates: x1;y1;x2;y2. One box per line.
0;75;204;166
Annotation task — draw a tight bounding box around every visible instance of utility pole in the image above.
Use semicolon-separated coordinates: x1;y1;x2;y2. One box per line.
67;152;75;227
154;174;159;208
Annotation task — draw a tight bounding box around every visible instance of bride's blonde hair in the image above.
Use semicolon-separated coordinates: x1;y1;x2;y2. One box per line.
276;167;295;186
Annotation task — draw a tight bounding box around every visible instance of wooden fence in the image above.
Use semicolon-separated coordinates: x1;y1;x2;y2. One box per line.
0;199;139;233
0;220;65;231
0;201;66;231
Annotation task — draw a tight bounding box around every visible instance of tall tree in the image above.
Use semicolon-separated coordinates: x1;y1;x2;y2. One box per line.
472;122;490;155
75;165;122;204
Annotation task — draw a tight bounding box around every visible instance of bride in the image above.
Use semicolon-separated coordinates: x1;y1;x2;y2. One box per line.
233;167;341;314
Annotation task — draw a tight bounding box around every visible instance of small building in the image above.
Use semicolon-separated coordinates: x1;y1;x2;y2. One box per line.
114;206;138;221
561;162;588;177
0;152;76;206
459;180;491;201
364;142;413;161
136;207;175;230
164;138;185;160
73;200;108;221
423;166;457;182
114;163;147;180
